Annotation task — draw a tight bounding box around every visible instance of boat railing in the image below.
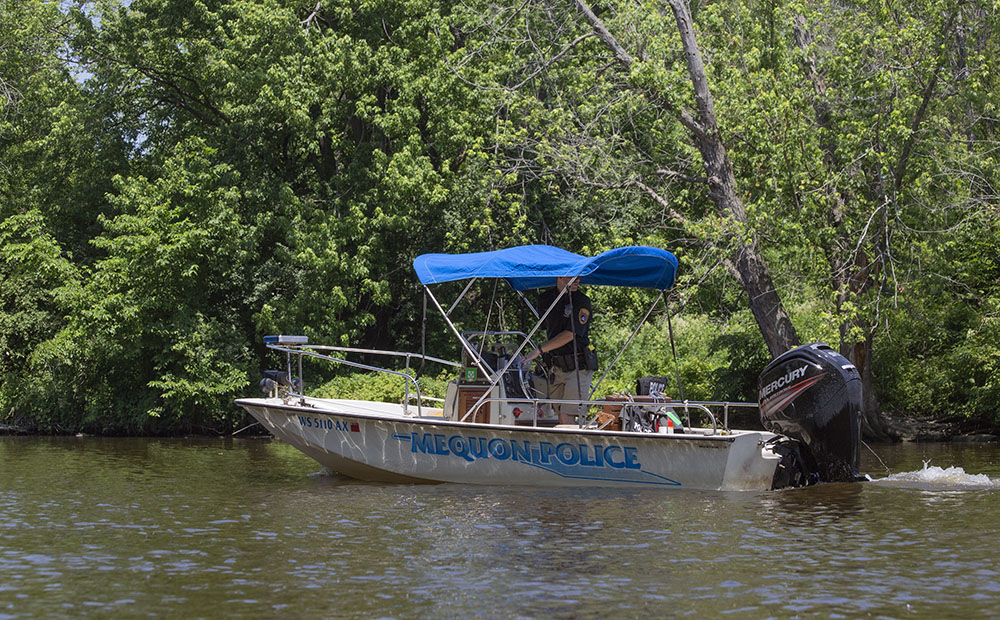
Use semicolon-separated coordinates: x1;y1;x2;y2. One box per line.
406;394;446;406
464;396;759;435
264;340;460;416
680;400;759;432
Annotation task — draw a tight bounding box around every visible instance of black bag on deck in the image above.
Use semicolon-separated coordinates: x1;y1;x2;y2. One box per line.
636;376;671;396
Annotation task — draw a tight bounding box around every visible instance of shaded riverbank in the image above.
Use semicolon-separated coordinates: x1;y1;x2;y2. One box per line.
882;411;1000;443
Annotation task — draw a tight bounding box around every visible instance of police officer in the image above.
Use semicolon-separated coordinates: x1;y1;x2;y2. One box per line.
521;276;596;425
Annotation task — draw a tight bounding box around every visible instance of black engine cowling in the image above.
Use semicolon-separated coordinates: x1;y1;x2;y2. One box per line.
758;343;863;487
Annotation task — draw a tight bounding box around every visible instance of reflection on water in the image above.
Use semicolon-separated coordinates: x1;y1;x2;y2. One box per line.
1;436;998;618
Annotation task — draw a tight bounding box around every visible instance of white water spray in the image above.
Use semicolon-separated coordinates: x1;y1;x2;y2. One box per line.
870;459;1000;488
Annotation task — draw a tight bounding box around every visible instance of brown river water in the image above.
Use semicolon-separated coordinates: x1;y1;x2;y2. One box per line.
1;436;998;618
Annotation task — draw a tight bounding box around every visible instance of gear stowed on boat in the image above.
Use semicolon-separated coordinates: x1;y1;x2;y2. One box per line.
235;245;863;490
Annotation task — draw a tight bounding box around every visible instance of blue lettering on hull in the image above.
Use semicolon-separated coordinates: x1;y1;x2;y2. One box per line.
393;433;680;486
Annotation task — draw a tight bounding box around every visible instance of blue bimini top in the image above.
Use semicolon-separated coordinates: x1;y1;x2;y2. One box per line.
413;245;678;291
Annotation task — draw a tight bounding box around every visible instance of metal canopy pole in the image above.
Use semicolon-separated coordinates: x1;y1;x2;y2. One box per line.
667;305;685;403
423;284;495;381
514;288;541;319
447;277;478;317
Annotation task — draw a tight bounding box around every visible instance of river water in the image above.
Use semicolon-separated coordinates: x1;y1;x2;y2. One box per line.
1;436;998;618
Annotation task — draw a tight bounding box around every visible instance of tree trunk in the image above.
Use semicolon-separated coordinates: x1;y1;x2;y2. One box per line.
841;329;891;440
730;245;800;358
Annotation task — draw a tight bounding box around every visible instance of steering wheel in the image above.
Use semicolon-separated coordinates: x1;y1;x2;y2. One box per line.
515;352;549;401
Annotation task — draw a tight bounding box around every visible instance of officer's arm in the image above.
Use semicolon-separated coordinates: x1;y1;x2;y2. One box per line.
523;330;574;363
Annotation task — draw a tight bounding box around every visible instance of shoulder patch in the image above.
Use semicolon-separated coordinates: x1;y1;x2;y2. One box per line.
578;308;590;324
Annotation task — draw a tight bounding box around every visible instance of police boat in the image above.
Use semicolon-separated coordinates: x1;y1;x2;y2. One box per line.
235;245;862;490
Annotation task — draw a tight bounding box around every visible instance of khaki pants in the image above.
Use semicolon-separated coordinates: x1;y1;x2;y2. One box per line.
538;367;594;423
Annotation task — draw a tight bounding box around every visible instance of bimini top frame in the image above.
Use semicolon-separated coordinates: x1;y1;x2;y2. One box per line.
413;245;680;417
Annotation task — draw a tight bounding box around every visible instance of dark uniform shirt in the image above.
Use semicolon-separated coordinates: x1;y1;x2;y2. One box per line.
538;288;592;357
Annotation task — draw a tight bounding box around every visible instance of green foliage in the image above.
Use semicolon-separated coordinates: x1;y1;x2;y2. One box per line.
311;369;450;404
590;308;768;404
2;0;523;432
0;211;79;421
3;0;1000;433
20;139;253;432
875;213;1000;423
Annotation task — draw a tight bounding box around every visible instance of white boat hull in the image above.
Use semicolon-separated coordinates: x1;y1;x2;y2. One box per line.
236;397;782;490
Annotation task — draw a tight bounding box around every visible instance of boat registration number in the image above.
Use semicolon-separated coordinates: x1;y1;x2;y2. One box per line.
297;416;359;432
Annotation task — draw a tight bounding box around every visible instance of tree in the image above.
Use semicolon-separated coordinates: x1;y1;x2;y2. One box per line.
0;0;117;427
776;0;999;437
451;0;1000;437
448;1;801;350
4;0;999;434
574;0;800;358
5;0;526;431
0;211;78;425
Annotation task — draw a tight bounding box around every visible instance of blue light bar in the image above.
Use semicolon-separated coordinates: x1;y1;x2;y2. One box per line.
263;335;309;345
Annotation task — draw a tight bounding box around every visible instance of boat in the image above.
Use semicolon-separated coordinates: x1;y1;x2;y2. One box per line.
235;245;862;490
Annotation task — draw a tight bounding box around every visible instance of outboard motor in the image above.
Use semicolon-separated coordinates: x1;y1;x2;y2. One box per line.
758;343;862;488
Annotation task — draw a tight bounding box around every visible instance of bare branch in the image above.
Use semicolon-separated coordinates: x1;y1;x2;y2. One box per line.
665;0;720;136
452;0;533;72
893;9;958;194
632;179;692;227
301;2;322;32
573;0;634;67
655;169;708;184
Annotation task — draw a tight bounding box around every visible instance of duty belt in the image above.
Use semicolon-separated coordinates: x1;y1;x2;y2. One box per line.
547;352;589;372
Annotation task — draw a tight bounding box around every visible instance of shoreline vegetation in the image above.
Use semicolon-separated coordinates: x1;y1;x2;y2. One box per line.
4;364;999;442
3;1;1000;438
